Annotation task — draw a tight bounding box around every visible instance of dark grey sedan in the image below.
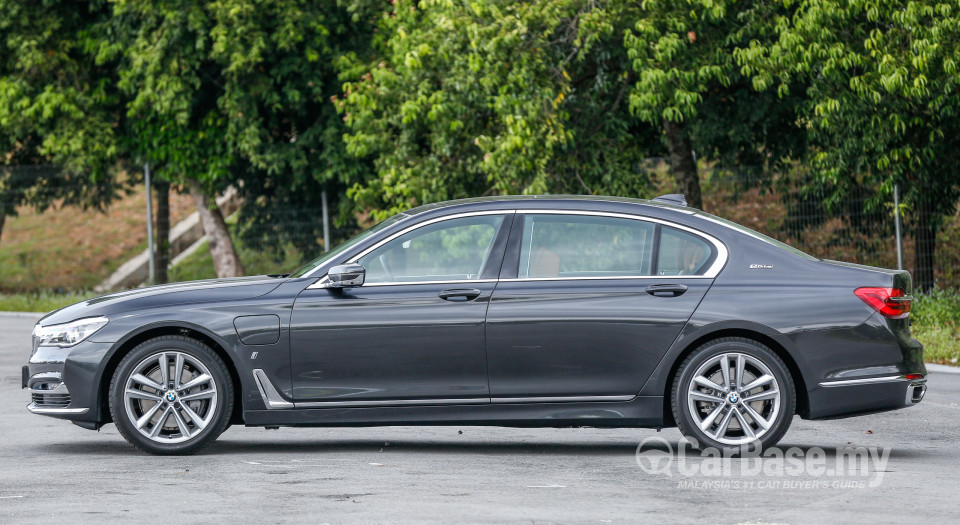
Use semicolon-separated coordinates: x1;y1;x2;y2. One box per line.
24;195;927;454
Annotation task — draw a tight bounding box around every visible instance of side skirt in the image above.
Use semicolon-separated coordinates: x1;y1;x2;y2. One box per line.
243;396;666;428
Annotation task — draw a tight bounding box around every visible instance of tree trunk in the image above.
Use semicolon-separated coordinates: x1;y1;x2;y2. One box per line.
155;179;171;284
187;179;245;278
663;119;703;210
0;212;5;248
914;202;936;292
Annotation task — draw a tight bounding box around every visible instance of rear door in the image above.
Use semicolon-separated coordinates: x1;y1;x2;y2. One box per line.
484;211;722;400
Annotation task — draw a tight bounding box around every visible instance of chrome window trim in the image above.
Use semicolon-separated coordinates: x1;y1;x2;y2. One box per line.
513;209;728;278
305;207;729;288
498;275;713;283
359;278;498;288
818;375;906;387
310;277;500;290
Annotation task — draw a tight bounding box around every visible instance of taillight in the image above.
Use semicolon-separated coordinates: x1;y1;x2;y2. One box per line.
854;287;911;319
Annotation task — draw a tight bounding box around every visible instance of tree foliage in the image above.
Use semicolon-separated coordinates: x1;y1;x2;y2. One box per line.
3;0;959;288
111;0;373;268
737;0;960;289
623;0;808;209
339;0;658;220
0;0;127;243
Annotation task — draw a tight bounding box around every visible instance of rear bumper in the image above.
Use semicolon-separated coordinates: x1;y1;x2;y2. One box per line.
806;375;927;419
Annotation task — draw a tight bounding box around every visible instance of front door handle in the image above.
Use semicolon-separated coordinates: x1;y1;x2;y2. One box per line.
439;288;482;301
646;284;688;297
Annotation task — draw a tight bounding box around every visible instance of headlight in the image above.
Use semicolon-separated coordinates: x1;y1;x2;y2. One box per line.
33;316;109;347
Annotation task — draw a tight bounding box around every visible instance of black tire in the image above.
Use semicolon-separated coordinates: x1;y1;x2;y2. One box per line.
672;337;795;451
109;335;234;455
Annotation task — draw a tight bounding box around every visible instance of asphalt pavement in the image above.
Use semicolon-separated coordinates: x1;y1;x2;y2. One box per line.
1;313;958;524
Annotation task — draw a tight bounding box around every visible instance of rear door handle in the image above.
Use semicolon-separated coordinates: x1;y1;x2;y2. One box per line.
646;284;688;297
439;288;482;301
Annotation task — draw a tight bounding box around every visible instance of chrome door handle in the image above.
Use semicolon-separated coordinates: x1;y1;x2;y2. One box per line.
438;289;482;301
645;284;688;297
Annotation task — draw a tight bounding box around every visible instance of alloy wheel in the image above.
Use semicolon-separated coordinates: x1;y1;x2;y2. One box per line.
122;351;219;444
685;352;781;446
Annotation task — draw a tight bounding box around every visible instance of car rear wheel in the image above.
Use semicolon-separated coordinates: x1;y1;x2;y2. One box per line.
109;335;233;455
672;337;795;451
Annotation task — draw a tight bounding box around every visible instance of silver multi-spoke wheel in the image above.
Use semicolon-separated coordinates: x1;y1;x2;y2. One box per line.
123;351;219;445
685;351;782;446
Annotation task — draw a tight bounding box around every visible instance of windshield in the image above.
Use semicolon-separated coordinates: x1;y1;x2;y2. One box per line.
289;213;407;277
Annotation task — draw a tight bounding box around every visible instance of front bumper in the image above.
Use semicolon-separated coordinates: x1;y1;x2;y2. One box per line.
23;340;115;422
23;365;88;415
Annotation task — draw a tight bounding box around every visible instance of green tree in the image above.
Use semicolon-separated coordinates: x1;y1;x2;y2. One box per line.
114;0;374;273
737;0;960;290
624;0;807;210
339;0;658;220
113;0;245;276
0;0;127;245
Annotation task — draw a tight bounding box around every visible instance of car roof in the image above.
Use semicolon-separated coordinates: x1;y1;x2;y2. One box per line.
402;194;692;216
400;194;820;262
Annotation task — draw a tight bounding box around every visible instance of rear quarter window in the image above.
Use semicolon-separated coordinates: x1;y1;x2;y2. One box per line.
656;226;717;276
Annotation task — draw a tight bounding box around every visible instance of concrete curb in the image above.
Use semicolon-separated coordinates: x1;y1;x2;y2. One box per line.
0;312;45;319
926;363;960;374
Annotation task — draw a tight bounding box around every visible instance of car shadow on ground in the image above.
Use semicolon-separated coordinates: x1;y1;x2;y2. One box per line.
36;438;932;460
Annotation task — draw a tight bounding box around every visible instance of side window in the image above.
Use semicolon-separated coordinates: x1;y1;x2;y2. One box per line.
518;215;655;278
359;215;505;283
656;226;715;276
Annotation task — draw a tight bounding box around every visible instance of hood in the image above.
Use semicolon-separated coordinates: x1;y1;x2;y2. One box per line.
39;275;288;326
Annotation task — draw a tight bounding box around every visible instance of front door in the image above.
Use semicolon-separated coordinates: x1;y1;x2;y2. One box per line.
290;213;512;404
485;212;719;400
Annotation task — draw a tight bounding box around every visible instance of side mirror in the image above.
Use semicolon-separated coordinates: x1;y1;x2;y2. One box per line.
327;264;365;288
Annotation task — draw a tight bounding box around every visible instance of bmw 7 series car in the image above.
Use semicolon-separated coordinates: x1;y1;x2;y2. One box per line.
24;195;927;454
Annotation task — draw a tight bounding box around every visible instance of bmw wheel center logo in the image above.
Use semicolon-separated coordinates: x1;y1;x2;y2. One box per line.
728;393;739;404
166;392;177;402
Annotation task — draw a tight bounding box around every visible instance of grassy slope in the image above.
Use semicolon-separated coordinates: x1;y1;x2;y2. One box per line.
910;289;960;365
168;222;305;282
0;187;194;292
0;290;97;313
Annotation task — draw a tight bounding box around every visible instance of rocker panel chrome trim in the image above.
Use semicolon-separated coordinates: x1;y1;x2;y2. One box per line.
251;369;639;410
491;395;636;404
294;398;491;408
818;375;905;387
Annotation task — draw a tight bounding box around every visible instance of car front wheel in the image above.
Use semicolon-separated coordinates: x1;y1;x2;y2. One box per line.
672;337;795;451
109;335;233;455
